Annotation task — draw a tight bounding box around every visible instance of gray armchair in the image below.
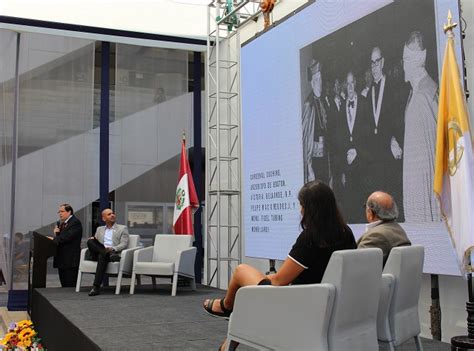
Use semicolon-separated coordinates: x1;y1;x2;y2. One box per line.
130;234;196;296
225;248;383;351
75;234;141;295
377;245;425;350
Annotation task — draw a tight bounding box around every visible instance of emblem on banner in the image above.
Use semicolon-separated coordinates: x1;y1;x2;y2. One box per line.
175;188;186;210
447;119;464;176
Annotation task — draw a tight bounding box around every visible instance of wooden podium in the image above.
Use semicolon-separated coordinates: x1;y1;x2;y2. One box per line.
28;232;57;312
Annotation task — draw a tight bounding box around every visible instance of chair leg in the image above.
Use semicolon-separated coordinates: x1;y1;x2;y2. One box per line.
115;272;123;295
414;335;423;351
75;271;82;292
190;277;196;291
171;273;178;296
152;276;156;290
224;339;239;351
130;272;136;294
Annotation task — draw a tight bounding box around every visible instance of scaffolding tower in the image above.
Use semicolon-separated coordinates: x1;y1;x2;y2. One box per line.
206;0;262;288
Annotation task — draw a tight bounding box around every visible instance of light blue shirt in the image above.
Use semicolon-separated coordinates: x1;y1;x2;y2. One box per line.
104;226;114;248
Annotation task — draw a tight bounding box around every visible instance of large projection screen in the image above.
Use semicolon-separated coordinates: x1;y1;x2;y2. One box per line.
242;0;464;275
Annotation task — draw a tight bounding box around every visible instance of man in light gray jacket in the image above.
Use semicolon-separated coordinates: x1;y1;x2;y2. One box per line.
87;208;129;296
357;191;411;266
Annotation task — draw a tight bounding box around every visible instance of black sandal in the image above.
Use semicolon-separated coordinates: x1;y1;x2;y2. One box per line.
203;298;233;319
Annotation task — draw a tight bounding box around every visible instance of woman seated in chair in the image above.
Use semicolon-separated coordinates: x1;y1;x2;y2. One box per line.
203;180;357;349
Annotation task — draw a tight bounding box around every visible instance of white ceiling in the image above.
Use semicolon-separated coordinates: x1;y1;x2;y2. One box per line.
0;0;210;40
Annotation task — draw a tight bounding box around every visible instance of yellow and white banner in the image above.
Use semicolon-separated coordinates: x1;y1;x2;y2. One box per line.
434;33;474;274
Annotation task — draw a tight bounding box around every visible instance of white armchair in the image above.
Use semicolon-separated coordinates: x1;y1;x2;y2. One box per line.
225;248;383;351
129;234;196;296
377;245;425;351
75;234;140;295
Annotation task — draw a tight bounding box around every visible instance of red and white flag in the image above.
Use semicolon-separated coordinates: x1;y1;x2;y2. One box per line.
173;139;199;234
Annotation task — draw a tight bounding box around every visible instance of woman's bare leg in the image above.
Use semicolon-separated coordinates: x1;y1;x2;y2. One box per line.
204;263;266;312
224;264;265;309
204;264;266;351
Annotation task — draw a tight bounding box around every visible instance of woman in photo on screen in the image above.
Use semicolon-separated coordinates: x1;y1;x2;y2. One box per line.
203;180;356;350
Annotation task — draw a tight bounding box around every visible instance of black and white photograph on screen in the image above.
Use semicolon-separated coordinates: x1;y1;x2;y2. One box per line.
300;0;441;224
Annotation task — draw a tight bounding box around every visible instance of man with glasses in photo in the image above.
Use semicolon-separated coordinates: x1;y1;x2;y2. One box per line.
365;47;405;220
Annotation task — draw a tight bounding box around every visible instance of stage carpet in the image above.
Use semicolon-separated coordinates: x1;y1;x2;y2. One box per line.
31;284;450;351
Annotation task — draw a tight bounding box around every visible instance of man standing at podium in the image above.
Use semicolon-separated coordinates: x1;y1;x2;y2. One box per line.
52;204;83;287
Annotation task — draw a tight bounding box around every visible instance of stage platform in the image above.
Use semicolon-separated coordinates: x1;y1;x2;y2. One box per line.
31;283;451;351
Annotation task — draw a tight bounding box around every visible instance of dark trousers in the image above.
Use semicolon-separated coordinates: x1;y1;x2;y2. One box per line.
58;267;78;287
87;239;113;287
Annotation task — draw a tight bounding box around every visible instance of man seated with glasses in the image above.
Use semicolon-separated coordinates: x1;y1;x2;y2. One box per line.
357;191;411;266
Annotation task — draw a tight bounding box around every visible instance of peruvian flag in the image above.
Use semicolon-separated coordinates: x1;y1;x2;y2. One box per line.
173;139;199;234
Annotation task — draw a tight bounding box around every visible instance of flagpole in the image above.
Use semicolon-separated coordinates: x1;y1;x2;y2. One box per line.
452;254;474;350
430;274;441;340
444;9;474;350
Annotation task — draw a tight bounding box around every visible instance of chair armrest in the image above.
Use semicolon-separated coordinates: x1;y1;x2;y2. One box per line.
78;248;89;269
133;246;153;264
80;248;88;261
377;273;395;341
119;247;141;273
228;284;335;350
176;247;197;277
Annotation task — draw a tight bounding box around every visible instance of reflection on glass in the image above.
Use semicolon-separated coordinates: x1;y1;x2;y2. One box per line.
128;209;155;228
115;45;188;120
166;205;174;234
10;32;96;289
156;208;164;231
114;44;190;244
125;203;175;241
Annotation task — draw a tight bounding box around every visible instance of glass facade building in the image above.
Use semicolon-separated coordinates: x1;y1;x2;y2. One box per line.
0;27;204;295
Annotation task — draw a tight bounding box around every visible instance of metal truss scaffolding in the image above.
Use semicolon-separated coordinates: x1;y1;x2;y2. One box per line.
206;1;261;288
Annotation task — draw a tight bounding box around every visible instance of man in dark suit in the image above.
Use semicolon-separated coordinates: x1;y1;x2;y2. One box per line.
365;47;405;220
331;72;368;223
357;191;411;266
87;208;129;296
52;204;83;287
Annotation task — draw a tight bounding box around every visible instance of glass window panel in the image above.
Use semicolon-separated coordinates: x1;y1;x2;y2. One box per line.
12;33;97;289
115;45;188;120
17;36;95;157
0;29;17;287
114;44;194;244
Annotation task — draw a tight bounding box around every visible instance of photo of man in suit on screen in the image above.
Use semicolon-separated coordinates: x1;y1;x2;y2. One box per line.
402;31;440;223
330;71;368;223
364;46;404;220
